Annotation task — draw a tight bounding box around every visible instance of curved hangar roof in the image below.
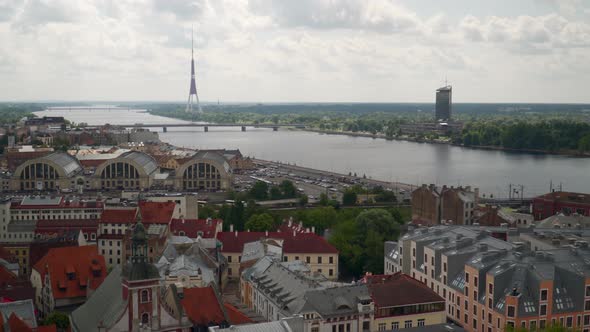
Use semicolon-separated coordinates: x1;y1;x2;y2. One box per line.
96;151;158;176
18;152;83;177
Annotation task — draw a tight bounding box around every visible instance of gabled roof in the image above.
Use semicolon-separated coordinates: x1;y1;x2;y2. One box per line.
170;218;220;238
217;231;338;254
32;245;106;300
364;273;445;308
180;286;227;326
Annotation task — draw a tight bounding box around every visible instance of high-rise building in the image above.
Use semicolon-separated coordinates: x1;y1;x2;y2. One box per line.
435;85;452;122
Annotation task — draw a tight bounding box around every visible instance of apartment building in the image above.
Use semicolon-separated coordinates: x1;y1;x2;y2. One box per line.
388;225;590;332
411;186;478;226
533;191;590;220
217;231;339;280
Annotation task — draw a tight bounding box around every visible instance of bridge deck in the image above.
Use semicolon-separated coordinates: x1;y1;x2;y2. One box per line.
87;123;305;128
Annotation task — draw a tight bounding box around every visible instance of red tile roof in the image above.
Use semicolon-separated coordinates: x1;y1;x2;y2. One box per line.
170;219;221;238
8;312;32;331
38;325;58;332
139;201;175;224
32;245;107;300
216;231;338;254
180;287;226;326
363;272;445;309
223;303;253;325
35;219;98;235
100;209;137;224
0;265;17;281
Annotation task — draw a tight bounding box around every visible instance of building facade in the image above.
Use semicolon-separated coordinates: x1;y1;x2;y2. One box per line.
435;85;452;122
533;191;590;220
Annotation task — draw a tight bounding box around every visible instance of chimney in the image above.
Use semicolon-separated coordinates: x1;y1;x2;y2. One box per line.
230;224;234;232
293;229;296;237
306;228;310;233
234;230;238;237
265;230;268;237
311;226;315;234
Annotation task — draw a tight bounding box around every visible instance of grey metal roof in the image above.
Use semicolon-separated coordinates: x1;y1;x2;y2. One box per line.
298;284;369;318
70;266;127;332
44;152;83;176
246;258;322;315
0;299;37;328
210;316;304;332
20;195;62;206
119;151;158;175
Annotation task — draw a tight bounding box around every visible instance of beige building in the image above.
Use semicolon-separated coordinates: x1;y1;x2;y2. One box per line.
174;150;232;192
10;152;84;191
91;151;158;190
217;231;339;281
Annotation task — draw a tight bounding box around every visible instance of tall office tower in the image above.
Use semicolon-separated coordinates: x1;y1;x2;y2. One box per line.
435;85;452;122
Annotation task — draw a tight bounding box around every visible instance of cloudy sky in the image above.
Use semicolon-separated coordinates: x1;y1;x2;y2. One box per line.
1;0;589;103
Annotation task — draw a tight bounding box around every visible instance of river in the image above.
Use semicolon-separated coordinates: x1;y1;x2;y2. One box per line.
35;107;590;198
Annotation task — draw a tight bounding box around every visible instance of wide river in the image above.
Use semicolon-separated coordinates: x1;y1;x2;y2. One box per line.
36;107;590;198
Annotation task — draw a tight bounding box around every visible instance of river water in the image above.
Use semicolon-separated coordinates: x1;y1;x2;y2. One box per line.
36;107;590;198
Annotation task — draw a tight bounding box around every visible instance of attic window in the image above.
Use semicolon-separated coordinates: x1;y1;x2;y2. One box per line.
66;272;76;281
197;231;204;237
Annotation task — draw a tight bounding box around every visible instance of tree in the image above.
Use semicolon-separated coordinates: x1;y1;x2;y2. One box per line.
245;213;275;231
299;194;309;206
342;190;357;206
41;311;70;329
269;186;282;200
198;205;216;219
249;181;269;200
279;180;297;198
375;190;397;203
318;193;329;206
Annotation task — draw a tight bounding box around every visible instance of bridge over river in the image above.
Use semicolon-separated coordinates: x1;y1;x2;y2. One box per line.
87;122;306;132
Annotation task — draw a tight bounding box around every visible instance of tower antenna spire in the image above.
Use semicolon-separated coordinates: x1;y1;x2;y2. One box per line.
186;26;202;116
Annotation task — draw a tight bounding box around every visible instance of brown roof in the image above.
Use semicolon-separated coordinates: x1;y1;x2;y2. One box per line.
180;287;226;326
364;272;445;308
217;231;338;254
535;191;590;205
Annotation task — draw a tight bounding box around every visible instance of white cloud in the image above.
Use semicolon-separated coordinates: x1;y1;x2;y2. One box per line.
0;0;589;102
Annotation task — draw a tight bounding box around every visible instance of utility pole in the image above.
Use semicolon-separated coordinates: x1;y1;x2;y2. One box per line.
509;184;512;200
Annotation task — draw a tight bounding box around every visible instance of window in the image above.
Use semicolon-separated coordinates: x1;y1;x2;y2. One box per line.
404;320;412;328
541;289;548;301
318;257;322;264
141;313;149;325
465;272;469;283
586;300;590;311
540;304;547;316
329;256;334;264
413;248;416;257
418;319;425;327
586;285;590;297
530;321;537;331
228;268;232;276
489;283;493;294
329;269;334;276
585;314;590;326
443;262;447;272
306;256;311;263
378;323;386;331
474;276;478;287
391;322;399;330
567;316;573;327
227;256;232;263
141;289;149;303
507;305;515;318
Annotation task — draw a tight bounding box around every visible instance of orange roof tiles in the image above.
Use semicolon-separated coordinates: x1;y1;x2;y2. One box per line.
100;209;137;224
139;201;175;224
223;303;253;325
32;246;107;300
180;287;226;326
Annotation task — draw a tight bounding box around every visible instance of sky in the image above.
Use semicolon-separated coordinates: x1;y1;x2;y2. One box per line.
1;0;589;103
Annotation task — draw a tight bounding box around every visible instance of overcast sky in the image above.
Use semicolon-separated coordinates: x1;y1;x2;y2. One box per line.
1;0;589;103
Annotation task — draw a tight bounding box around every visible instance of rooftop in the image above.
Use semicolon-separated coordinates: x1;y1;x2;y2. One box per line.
364;273;445;308
32;245;106;300
217;231;338;254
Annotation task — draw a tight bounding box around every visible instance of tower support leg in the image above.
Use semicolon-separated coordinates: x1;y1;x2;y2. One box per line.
241;126;246;132
204;126;208;132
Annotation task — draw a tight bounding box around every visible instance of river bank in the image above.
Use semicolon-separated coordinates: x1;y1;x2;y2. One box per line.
302;128;590;158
